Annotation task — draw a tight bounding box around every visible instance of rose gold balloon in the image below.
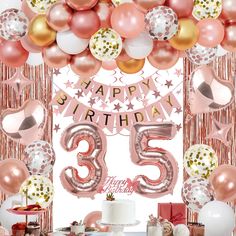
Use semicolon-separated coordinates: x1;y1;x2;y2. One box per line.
148;41;179;70
166;0;193;18
116;46;131;62
210;165;236;202
0;99;47;145
94;2;114;28
0;40;29;67
21;35;43;53
21;0;36;20
102;59;117;70
46;3;73;32
133;0;165;12
43;43;71;68
70;10;101;39
66;0;99;11
84;211;109;232
222;0;236;21
70;49;102;77
0;159;29;195
111;3;145;38
221;22;236;52
197;19;225;48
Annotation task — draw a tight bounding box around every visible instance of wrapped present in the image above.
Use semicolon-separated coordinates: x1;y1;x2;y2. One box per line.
188;222;205;236
158;203;187;225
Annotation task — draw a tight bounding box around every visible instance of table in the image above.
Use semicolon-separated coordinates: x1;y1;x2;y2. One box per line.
86;233;145;236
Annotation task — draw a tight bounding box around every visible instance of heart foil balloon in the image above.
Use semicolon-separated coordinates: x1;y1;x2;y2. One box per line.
0;99;47;145
189;65;234;114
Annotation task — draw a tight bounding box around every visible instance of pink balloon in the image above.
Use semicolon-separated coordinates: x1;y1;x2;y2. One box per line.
102;60;117;70
0;40;29;67
197;19;225;48
0;159;29;195
60;123;108;198
130;123;178;198
66;0;98;11
111;3;145;38
166;0;193;18
21;35;43;53
221;22;236;52
70;10;101;39
221;0;236;21
21;0;36;20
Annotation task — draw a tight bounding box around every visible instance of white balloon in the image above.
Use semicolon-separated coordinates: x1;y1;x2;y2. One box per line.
199;201;235;236
0;0;21;13
56;31;89;55
26;53;44;66
124;31;153;59
217;45;228;57
0;194;36;232
173;224;190;236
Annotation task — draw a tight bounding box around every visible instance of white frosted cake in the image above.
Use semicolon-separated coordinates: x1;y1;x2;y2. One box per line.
101;200;136;224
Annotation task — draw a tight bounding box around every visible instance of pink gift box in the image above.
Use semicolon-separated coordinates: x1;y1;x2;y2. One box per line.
158;203;187;225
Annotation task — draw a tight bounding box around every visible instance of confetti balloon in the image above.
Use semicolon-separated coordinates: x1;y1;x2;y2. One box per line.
89;28;122;61
0;9;29;41
186;44;217;65
20;175;54;208
23;141;56;176
182;177;214;213
192;0;222;20
145;6;178;40
184;144;218;179
26;0;57;14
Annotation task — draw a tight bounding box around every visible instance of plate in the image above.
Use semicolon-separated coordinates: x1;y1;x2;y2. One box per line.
56;227;99;235
7;208;46;215
97;220;140;227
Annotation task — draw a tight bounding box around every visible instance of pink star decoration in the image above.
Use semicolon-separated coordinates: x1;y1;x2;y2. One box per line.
2;68;33;97
206;119;233;146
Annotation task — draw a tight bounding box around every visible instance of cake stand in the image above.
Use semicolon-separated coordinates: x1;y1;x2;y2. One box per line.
97;221;140;236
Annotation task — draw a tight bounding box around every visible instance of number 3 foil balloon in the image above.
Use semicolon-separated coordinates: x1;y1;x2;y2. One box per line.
130;122;178;198
60;122;108;198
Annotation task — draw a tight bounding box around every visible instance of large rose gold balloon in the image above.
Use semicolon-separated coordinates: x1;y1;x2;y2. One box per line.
70;49;102;77
46;3;73;32
28;15;56;47
222;0;236;21
84;211;109;232
166;0;193;18
117;58;145;74
133;0;165;12
94;2;114;28
210;165;236;202
43;43;71;68
70;10;101;39
66;0;99;11
0;159;29;195
0;40;29;67
148;41;179;70
221;22;236;52
21;35;43;53
0;99;47;145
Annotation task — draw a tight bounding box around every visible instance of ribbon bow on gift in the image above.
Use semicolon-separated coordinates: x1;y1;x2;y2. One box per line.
170;212;186;225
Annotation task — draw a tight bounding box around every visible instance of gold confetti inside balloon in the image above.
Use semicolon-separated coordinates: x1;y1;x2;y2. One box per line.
26;0;58;14
89;28;122;61
184;144;218;179
192;0;222;20
20;175;54;208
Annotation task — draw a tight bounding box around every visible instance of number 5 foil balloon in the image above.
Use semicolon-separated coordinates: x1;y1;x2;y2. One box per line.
130;122;178;198
60;122;108;198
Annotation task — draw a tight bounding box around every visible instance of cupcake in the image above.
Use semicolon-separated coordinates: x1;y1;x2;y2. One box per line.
71;221;85;235
26;222;40;236
12;222;26;236
162;220;174;236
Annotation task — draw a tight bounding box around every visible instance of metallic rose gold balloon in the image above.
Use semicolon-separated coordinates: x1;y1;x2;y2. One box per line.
221;22;236;52
84;211;109;232
70;49;102;77
189;65;234;114
102;59;117;70
21;0;36;20
43;43;71;68
210;165;236;202
70;10;101;39
46;3;73;32
66;0;99;11
60;123;108;198
222;0;236;21
148;41;179;70
0;159;29;195
133;0;165;12
21;35;43;53
0;99;47;145
166;0;193;18
116;46;131;61
130;122;178;198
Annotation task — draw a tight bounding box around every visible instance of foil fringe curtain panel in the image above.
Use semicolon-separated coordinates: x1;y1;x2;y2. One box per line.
0;63;53;232
183;54;236;230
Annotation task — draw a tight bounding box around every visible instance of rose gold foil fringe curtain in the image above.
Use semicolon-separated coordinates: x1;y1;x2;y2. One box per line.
0;63;53;232
183;54;236;227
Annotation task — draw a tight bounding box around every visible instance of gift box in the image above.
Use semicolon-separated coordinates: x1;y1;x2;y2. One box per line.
188;222;205;236
158;203;187;225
